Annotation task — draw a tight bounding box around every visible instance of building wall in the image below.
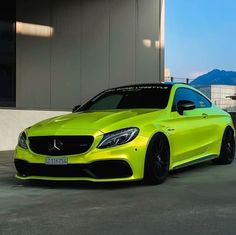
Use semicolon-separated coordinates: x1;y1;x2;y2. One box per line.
0;109;68;150
211;85;236;112
164;68;171;82
16;0;165;110
196;85;236;112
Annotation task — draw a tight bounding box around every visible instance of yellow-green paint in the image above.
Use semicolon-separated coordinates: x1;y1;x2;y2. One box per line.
15;84;235;182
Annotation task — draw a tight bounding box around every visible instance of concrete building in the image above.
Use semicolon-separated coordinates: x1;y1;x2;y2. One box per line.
16;0;165;110
196;85;236;112
164;68;171;82
0;0;165;150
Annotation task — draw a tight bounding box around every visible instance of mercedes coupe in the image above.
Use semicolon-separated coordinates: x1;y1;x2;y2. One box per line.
15;83;235;184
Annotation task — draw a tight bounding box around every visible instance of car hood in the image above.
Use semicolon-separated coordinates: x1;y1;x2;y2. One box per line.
27;109;162;136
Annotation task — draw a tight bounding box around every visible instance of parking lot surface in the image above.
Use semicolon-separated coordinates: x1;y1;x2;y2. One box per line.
0;151;236;235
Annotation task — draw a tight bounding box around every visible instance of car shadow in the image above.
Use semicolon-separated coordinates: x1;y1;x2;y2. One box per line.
18;178;143;190
169;161;215;178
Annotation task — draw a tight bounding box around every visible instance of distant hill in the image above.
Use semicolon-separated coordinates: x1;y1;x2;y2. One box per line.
190;69;236;86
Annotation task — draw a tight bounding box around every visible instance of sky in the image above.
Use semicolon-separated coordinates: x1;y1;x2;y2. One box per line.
165;0;236;80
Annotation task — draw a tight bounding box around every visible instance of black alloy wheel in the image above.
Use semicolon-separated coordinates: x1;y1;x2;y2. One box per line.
213;127;235;165
144;134;170;185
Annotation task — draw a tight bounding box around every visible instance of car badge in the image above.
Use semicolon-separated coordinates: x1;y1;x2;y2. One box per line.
49;139;63;152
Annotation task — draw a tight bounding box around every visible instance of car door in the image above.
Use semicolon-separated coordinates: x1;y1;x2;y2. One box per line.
167;87;215;168
193;90;221;156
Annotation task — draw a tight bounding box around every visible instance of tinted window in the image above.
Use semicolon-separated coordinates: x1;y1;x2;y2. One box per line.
79;85;172;111
195;92;212;108
89;95;123;110
172;88;196;111
172;88;211;111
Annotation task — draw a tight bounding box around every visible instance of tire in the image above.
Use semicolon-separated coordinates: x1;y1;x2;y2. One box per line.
213;127;235;165
144;133;170;185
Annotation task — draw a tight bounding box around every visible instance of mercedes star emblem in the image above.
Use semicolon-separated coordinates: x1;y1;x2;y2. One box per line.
48;139;63;152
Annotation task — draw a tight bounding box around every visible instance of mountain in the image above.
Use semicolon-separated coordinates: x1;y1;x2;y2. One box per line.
190;69;236;86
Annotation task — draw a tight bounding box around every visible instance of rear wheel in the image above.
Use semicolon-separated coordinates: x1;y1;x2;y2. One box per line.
144;134;170;185
213;127;235;165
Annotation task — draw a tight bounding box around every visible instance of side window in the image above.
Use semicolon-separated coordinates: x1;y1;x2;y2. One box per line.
172;88;196;111
195;92;212;108
172;88;212;112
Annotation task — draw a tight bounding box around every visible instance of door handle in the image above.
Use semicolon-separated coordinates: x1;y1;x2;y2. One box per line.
202;113;208;118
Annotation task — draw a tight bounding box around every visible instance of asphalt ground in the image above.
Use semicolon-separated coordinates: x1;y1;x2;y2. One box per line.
0;151;236;235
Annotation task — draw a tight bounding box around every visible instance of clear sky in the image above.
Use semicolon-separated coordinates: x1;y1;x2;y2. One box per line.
165;0;236;80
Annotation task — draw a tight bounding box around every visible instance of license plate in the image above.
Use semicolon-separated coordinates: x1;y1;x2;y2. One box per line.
45;157;68;165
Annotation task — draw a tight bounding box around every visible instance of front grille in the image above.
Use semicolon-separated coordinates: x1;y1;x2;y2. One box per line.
29;136;94;156
15;159;133;179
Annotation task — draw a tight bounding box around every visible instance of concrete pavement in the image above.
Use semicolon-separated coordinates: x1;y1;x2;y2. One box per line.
0;151;236;235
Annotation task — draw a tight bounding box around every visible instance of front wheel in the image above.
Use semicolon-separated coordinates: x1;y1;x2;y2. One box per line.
144;134;170;185
213;127;235;165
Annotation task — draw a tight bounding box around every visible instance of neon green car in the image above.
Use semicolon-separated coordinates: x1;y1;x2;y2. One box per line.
15;83;235;184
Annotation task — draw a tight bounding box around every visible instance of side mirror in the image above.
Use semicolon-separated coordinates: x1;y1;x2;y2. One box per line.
72;105;81;113
177;100;195;115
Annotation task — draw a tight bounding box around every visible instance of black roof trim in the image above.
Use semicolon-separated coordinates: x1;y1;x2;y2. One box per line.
113;83;173;89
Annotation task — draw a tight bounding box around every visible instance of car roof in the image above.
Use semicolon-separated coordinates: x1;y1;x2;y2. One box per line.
114;83;171;89
113;82;191;90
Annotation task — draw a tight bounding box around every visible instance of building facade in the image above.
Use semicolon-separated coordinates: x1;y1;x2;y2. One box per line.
196;85;236;112
0;0;165;150
14;0;165;110
164;68;171;82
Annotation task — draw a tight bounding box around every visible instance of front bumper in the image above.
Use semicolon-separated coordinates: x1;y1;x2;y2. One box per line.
15;159;132;179
14;135;148;182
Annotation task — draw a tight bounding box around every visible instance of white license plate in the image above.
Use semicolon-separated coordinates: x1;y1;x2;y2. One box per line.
45;157;68;165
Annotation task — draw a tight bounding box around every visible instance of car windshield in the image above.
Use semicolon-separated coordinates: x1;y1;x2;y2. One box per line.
78;85;172;111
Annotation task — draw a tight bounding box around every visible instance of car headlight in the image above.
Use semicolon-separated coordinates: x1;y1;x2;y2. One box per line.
18;131;28;149
97;127;139;149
